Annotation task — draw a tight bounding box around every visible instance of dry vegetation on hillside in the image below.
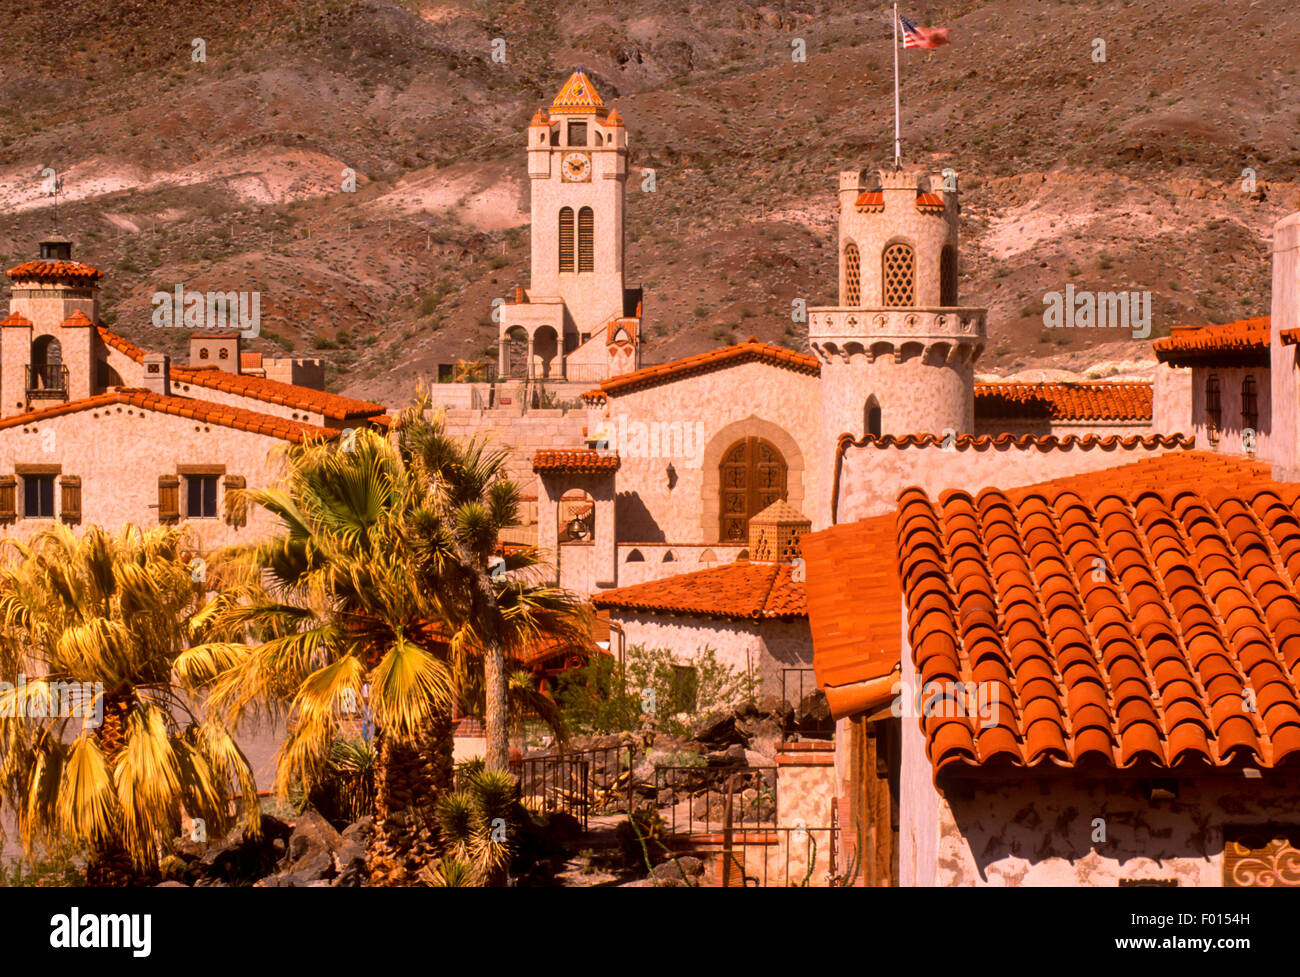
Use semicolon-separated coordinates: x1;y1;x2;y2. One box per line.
1;0;1297;398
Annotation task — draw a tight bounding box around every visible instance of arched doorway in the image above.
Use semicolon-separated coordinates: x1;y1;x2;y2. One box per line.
533;326;559;379
30;335;65;395
719;438;787;544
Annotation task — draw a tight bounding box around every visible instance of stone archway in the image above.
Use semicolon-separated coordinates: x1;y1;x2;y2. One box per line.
700;416;804;544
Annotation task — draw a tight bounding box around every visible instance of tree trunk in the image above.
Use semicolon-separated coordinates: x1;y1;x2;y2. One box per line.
478;573;509;772
367;710;454;886
85;690;158;887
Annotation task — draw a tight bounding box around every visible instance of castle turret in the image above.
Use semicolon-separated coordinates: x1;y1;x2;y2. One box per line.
810;168;986;441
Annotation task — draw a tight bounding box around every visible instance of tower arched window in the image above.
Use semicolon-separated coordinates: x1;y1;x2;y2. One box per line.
558;207;575;273
883;242;916;307
844;243;861;306
865;398;882;438
1206;374;1222;447
1242;375;1258;432
940;245;958;306
578;207;594;272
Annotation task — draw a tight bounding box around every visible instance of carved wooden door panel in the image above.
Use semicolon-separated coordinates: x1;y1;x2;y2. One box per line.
719;438;787;544
1224;825;1300;886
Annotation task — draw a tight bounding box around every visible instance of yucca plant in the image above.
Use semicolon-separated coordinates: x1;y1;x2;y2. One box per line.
0;525;259;885
425;762;520;886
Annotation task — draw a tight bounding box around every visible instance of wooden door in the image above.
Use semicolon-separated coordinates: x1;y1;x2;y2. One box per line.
719;438;787;544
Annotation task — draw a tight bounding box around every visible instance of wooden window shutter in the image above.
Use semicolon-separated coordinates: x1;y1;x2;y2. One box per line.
223;474;247;527
59;475;81;525
578;207;594;272
0;476;15;523
158;475;180;524
558;207;574;272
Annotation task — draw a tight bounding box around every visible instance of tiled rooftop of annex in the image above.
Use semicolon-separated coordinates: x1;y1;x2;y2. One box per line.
804;451;1300;775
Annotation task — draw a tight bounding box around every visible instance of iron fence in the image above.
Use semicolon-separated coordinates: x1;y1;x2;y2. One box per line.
707;823;839;887
512;744;637;830
652;764;777;837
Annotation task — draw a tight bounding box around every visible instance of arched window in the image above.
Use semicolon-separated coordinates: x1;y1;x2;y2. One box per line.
719;437;788;543
559;490;595;542
1242;375;1258;433
558;207;575;272
29;335;64;394
578;207;594;272
1206;375;1222;447
940;245;958;306
844;243;861;306
883;242;916;307
865;398;882;438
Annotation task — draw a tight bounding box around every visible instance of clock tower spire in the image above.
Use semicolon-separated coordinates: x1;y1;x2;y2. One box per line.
526;69;629;338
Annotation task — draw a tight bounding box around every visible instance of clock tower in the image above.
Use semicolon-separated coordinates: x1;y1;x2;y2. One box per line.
526;69;629;339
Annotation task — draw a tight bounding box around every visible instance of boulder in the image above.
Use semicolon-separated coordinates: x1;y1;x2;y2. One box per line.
287;808;344;865
692;712;740;746
705;744;747;767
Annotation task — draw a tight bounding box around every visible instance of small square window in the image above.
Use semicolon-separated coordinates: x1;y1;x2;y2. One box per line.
186;475;218;518
23;474;55;518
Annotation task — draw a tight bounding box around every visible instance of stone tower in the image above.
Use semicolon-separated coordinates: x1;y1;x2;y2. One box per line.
527;69;629;338
2;240;103;416
809;168;986;440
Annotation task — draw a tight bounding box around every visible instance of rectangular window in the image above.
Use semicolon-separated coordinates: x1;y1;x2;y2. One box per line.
568;121;587;146
23;474;55;518
186;475;218;518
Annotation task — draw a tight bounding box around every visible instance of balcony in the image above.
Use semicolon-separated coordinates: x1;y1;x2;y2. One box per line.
26;364;69;401
807;306;987;344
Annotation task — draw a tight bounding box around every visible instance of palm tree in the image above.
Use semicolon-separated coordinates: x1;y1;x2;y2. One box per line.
179;428;459;885
0;525;259;885
390;402;591;771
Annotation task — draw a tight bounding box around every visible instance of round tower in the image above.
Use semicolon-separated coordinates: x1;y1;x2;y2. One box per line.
810;167;985;440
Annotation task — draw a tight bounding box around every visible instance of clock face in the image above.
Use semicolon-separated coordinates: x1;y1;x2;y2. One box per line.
562;152;592;182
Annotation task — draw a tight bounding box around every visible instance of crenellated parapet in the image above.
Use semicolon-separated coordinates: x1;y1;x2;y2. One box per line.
808;306;986;366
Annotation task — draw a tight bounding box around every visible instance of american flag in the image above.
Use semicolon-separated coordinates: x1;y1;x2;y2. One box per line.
899;14;951;49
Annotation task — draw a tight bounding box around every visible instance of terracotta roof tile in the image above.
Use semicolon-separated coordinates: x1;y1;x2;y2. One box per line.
95;327;384;420
580;389;606;405
61;310;95;328
6;259;104;283
807;451;1283;723
0;390;339;443
1281;328;1300;346
600;338;819;397
897;480;1300;774
533;449;620;474
593;561;806;620
1154;317;1271;364
0;313;33;328
974;381;1153;422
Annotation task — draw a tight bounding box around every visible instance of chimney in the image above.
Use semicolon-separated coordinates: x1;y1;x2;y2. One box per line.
142;353;171;396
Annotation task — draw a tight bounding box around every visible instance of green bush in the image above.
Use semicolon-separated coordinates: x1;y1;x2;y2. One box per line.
555;645;754;738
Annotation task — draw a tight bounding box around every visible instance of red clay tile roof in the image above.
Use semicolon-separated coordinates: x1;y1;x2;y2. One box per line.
600;338;819;397
855;191;884;211
533;449;620;474
1281;328;1300;346
0;390;338;443
899;481;1300;775
593;561;806;620
807;451;1283;723
61;310;94;327
852;190;944;212
914;192;945;212
0;313;33;328
844;432;1189;451
6;259;104;283
580;389;607;405
95;327;384;421
974;381;1153;422
1153;317;1271;364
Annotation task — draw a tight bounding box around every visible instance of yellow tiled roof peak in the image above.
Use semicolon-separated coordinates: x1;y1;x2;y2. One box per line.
550;69;607;116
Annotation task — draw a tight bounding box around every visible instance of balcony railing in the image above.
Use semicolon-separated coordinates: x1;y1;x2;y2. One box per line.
26;364;69;400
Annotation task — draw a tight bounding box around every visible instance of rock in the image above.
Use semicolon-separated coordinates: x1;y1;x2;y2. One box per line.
744;749;777;768
692;712;740;746
797;690;832;724
191;814;291;885
155;880;188;887
651;856;704;885
341;815;375;847
705;744;747;767
287;809;344;865
331;839;368;887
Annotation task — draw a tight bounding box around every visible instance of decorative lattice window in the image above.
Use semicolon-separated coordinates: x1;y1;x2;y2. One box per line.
1242;375;1258;432
578;207;594;272
844;243;861;306
940;246;958;306
1206;374;1222;446
882;243;916;307
558;207;575;272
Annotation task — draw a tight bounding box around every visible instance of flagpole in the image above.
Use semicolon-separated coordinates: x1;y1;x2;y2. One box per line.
893;2;901;169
